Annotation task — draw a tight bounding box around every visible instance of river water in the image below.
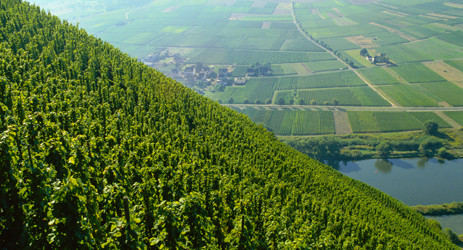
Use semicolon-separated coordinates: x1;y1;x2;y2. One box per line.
331;158;463;234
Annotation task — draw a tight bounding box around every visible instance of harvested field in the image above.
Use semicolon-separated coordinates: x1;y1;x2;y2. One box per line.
345;35;378;48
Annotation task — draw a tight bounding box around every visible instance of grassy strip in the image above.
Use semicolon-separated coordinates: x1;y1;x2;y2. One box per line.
280;128;463;161
411;202;463;216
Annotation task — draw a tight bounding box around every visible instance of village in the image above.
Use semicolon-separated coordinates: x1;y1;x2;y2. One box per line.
141;49;278;94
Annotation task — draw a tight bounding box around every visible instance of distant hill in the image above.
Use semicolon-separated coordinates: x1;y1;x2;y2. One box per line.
0;0;457;248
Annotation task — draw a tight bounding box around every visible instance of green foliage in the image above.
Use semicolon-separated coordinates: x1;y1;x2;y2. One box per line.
424;121;439;136
376;142;392;159
411;202;463;216
0;0;457;248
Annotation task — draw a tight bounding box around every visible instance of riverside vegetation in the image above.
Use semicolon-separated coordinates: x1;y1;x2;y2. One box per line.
282;126;463;162
0;0;459;248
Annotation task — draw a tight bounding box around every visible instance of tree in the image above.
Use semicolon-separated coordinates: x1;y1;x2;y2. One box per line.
376;142;392;159
277;98;285;105
332;98;339;106
423;121;438;136
208;71;217;79
228;97;234;104
360;48;369;57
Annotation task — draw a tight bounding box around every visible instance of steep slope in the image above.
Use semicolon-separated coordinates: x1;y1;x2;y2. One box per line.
0;0;457;248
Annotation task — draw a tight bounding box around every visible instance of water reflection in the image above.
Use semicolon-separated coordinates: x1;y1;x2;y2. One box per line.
327;160;361;173
388;159;414;170
374;159;392;174
417;157;428;168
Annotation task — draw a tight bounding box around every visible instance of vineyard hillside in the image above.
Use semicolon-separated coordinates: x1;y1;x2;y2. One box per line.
0;0;458;248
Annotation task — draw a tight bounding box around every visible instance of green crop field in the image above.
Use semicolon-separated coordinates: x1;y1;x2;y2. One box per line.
445;59;463;72
390;63;445;83
277;71;366;90
348;111;451;133
348;111;380;133
239;108;335;135
444;112;463;126
304;60;347;72
296;87;389;106
379;85;438;107
279;39;325;52
409;112;451;128
358;67;400;85
206;78;277;104
320;37;359;51
231;65;249;77
188;49;335;65
419;82;463;106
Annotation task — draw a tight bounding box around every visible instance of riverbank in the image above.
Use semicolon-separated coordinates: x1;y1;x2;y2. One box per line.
280;128;463;162
411;202;463;216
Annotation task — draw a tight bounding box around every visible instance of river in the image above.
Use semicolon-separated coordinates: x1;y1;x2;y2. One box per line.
331;158;463;234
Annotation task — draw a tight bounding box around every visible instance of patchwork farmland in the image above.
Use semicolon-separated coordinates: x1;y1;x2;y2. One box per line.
38;0;463;136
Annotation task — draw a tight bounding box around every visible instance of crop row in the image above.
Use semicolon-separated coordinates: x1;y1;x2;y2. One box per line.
295;87;389;106
239;108;335;135
277;71;366;90
348;111;451;133
390;63;445;83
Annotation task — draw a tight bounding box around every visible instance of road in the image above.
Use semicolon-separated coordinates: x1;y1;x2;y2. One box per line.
224;103;463;112
290;1;398;107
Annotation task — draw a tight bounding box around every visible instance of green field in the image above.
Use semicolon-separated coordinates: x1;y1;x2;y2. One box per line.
358;67;400;85
188;49;335;65
304;60;347;72
295;87;389;106
444;112;463;126
445;59;463;72
379;85;439;107
348;111;451;133
277;71;366;90
419;82;463;106
390;63;445;83
41;0;463;136
206;78;277;104
239;108;335;135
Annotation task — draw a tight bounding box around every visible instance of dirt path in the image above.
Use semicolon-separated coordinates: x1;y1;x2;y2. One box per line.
353;70;398;107
382;67;410;85
434;111;462;128
333;110;353;135
290;1;398;107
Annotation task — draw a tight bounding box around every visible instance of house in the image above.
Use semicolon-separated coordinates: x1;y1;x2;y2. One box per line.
218;68;229;80
183;66;196;77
